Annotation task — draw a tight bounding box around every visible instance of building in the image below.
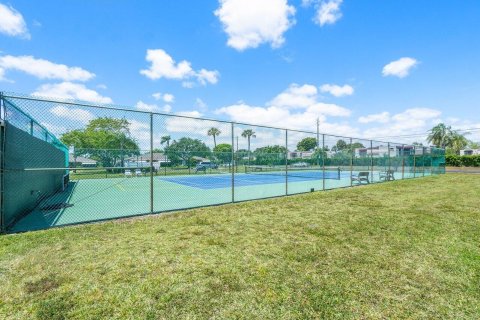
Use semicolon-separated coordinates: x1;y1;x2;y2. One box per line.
288;150;315;160
125;152;170;169
354;145;428;158
69;154;97;167
460;149;480;156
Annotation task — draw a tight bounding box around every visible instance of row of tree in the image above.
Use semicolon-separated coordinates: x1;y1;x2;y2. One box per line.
427;123;478;154
62;117;462;169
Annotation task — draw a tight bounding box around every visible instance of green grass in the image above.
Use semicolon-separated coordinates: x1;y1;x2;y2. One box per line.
1;174;479;319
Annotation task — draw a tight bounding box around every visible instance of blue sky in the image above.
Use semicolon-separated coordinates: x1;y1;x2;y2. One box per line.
1;0;479;146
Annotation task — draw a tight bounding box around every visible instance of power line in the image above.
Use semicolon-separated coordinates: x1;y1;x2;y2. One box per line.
369;127;480;140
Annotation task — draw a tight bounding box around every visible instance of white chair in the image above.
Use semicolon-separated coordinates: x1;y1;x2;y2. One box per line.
124;169;132;178
135;169;143;177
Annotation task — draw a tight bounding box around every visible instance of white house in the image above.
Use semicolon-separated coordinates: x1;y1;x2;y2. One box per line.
288;150;315;160
460;149;480;156
125;152;170;170
69;154;97;167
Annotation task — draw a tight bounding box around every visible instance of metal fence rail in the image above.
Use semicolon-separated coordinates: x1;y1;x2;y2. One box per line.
0;92;446;233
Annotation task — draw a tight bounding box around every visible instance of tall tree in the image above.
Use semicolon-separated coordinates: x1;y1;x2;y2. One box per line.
427;123;452;148
297;137;317;151
207;127;221;148
61;117;140;168
161;135;171;148
332;139;348;152
213;143;233;164
254;145;287;165
241;129;256;163
450;132;469;154
164;137;211;166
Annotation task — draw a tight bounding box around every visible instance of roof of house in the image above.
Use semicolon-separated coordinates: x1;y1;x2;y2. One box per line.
69;154;97;164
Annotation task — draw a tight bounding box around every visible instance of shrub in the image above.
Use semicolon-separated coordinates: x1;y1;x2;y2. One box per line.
446;155;480;167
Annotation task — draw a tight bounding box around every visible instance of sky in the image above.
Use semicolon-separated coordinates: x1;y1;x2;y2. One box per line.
1;0;480;149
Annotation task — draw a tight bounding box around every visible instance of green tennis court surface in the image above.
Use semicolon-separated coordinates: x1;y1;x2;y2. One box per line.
10;170;429;232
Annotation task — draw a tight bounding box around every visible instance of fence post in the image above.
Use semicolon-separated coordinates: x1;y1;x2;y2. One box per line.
413;146;417;178
350;138;353;187
370;140;374;183
322;134;325;191
402;144;405;180
387;142;391;179
150;113;154;214
285;129;288;195
422;147;426;177
231;122;235;203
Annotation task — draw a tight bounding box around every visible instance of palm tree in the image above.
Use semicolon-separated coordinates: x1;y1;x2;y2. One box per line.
241;129;256;164
160;135;171;148
450;132;469;154
207;127;221;148
427;123;452;148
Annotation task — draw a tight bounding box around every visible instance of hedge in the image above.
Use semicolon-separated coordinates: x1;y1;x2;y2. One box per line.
446;155;480;167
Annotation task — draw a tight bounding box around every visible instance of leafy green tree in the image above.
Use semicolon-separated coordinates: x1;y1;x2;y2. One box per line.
449;132;469;154
350;142;365;150
207;127;221;148
254;145;287;165
469;141;480;149
297;137;317;151
332;139;348;152
164;137;211;166
61;117;140;168
213;143;233;164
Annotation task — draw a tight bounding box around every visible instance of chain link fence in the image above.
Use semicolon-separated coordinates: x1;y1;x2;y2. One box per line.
0;92;446;232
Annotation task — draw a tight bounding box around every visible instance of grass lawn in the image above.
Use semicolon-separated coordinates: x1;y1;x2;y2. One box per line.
1;174;479;319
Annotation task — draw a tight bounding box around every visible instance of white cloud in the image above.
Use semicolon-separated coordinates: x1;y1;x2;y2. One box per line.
136;101;159;112
214;0;296;51
320;83;354;97
392;108;441;122
182;81;195;88
162;93;175;103
0;4;29;39
382;57;418;78
33;82;113;104
195;98;208;112
315;0;343;26
97;84;107;90
136;100;172;113
49;105;95;124
217;83;352;132
362;108;442;142
269;84;318;108
196;69;220;85
140;49;219;87
152;92;175;103
41;122;67;135
162;105;172;113
0;55;95;81
140;49;193;80
358;112;390;124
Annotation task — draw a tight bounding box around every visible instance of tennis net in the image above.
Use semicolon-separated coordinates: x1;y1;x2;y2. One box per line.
244;165;341;180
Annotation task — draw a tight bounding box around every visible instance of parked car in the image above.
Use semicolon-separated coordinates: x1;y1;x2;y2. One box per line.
195;161;218;172
292;162;309;167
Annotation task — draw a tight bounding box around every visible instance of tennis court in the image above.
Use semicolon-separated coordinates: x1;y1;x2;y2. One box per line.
10;168;428;232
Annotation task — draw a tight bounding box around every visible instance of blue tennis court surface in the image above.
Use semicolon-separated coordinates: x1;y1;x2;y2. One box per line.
160;171;348;189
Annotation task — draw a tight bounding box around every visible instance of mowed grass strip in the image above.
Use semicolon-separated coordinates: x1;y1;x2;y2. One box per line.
0;174;479;319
